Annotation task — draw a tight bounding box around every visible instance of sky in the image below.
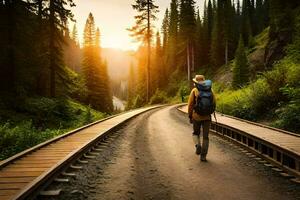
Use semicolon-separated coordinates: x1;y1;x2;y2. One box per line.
71;0;204;51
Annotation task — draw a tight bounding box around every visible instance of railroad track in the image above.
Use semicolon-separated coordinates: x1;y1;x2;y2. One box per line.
177;104;300;183
0;105;163;200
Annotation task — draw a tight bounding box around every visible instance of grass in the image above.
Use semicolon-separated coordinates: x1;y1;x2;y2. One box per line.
215;56;300;133
214;24;300;133
0;97;106;160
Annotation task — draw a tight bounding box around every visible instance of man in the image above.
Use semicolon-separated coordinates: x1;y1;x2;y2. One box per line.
188;75;216;162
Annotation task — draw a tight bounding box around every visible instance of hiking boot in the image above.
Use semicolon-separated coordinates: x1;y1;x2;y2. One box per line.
200;155;207;162
195;144;201;155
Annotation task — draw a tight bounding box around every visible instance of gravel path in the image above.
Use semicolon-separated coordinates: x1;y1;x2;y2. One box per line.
46;106;300;200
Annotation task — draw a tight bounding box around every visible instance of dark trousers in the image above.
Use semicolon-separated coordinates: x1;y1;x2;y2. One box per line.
193;120;211;156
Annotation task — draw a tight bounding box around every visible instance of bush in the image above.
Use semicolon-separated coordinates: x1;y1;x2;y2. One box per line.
273;102;300;133
0;121;62;160
133;95;145;108
216;54;300;132
149;90;169;105
0;97;106;159
217;87;257;120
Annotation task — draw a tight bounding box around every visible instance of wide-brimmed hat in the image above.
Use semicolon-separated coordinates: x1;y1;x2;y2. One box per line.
192;75;205;84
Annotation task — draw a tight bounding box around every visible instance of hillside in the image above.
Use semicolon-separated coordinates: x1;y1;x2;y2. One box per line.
213;25;300;133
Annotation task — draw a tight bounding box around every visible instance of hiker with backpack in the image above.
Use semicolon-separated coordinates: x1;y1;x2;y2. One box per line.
188;75;216;162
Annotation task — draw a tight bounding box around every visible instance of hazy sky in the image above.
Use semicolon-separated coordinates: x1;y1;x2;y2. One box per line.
72;0;204;50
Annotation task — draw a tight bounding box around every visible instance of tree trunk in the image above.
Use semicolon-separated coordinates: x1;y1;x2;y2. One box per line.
187;42;191;89
225;39;228;66
146;0;151;102
49;0;55;97
7;0;15;93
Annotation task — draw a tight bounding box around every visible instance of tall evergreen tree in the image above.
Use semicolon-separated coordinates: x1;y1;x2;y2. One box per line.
207;0;213;42
71;23;79;45
232;35;249;88
210;0;224;68
178;0;196;81
195;10;204;69
128;0;159;102
255;0;264;34
82;13;96;106
161;8;169;52
224;0;236;64
241;0;252;46
82;13;112;112
47;0;75;97
154;31;164;89
168;0;179;41
166;0;179;74
201;0;211;66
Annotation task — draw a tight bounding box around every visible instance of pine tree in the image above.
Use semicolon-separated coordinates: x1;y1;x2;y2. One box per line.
82;13;113;112
128;0;159;102
154;31;164;89
166;0;179;74
47;0;75;97
169;0;179;41
161;8;169;52
178;0;196;82
262;0;269;28
71;23;79;45
241;0;252;46
232;35;249;88
207;0;213;42
210;0;225;68
82;13;95;105
201;0;211;66
224;0;236;64
195;10;203;69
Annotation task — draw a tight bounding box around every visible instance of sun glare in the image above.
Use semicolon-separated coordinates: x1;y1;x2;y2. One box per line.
101;34;139;51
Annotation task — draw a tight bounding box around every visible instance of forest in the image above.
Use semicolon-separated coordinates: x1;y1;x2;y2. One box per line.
127;0;299;134
0;0;112;159
0;0;299;159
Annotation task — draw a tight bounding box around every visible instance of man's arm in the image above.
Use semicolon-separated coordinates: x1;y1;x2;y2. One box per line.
188;89;195;120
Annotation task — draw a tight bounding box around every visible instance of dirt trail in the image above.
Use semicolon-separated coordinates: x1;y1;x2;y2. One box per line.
51;106;300;200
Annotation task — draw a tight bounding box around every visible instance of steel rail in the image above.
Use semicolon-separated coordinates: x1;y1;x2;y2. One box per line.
177;104;300;180
0;105;164;200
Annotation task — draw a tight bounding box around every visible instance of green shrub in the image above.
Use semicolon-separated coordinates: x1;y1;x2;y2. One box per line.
133;95;145;108
217;87;257;120
217;53;300;132
149;90;169;105
0;121;62;160
0;97;106;159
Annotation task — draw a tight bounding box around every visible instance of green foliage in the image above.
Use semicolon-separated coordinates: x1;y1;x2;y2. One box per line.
133;95;145;108
217;53;300;133
82;14;113;113
0;122;61;160
166;69;187;96
273;90;300;132
149;90;169;105
0;97;105;159
217;87;255;120
254;27;270;50
232;36;249;88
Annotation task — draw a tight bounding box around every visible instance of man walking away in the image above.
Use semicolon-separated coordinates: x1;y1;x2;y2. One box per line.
188;75;216;162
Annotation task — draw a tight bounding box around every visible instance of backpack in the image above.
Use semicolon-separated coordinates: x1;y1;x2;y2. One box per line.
193;80;215;115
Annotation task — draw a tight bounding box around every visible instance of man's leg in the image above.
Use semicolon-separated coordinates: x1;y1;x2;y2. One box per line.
200;120;211;161
193;120;202;155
